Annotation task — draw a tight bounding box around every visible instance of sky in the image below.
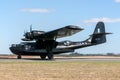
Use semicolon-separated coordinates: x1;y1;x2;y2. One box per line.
0;0;120;54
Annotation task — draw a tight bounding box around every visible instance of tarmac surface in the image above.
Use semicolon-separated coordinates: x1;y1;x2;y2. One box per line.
0;55;120;62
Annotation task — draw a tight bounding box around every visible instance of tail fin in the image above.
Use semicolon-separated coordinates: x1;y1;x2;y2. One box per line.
90;22;111;44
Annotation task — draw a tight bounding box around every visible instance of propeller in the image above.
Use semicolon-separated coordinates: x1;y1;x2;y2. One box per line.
23;25;34;40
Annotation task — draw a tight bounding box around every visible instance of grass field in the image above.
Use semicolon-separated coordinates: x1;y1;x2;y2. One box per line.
0;61;120;80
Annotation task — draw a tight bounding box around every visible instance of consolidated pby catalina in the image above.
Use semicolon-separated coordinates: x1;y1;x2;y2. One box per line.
9;22;111;60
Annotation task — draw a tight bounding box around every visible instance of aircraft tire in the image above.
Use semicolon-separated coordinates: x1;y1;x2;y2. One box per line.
17;55;21;59
48;52;54;60
40;55;46;60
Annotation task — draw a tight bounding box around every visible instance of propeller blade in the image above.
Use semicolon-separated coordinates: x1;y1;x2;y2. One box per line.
24;30;27;36
24;30;25;36
30;25;32;32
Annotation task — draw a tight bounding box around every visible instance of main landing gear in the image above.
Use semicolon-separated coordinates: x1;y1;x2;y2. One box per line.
17;55;22;59
37;40;57;60
48;52;54;60
40;53;54;60
40;55;47;60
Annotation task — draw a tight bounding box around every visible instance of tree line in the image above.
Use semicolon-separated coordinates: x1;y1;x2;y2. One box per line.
69;52;120;56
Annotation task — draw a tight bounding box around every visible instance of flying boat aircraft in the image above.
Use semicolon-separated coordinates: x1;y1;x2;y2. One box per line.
9;22;111;60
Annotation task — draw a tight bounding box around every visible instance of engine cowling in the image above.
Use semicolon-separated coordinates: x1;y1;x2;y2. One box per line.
23;30;45;41
25;32;33;39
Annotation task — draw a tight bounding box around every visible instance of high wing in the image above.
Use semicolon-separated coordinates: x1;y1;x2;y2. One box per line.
36;25;83;40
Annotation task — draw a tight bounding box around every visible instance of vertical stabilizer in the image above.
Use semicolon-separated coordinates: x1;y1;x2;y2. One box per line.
93;22;105;34
91;22;107;44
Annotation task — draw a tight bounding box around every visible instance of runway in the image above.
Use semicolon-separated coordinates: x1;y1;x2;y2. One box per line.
55;58;120;62
0;55;120;62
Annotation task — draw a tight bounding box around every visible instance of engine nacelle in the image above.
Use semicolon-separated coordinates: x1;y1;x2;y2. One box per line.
23;30;45;41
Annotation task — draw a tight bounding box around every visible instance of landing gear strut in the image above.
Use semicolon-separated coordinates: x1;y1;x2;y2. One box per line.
45;40;56;60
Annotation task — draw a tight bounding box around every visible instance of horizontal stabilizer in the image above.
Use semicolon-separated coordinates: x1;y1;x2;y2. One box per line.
90;32;112;36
